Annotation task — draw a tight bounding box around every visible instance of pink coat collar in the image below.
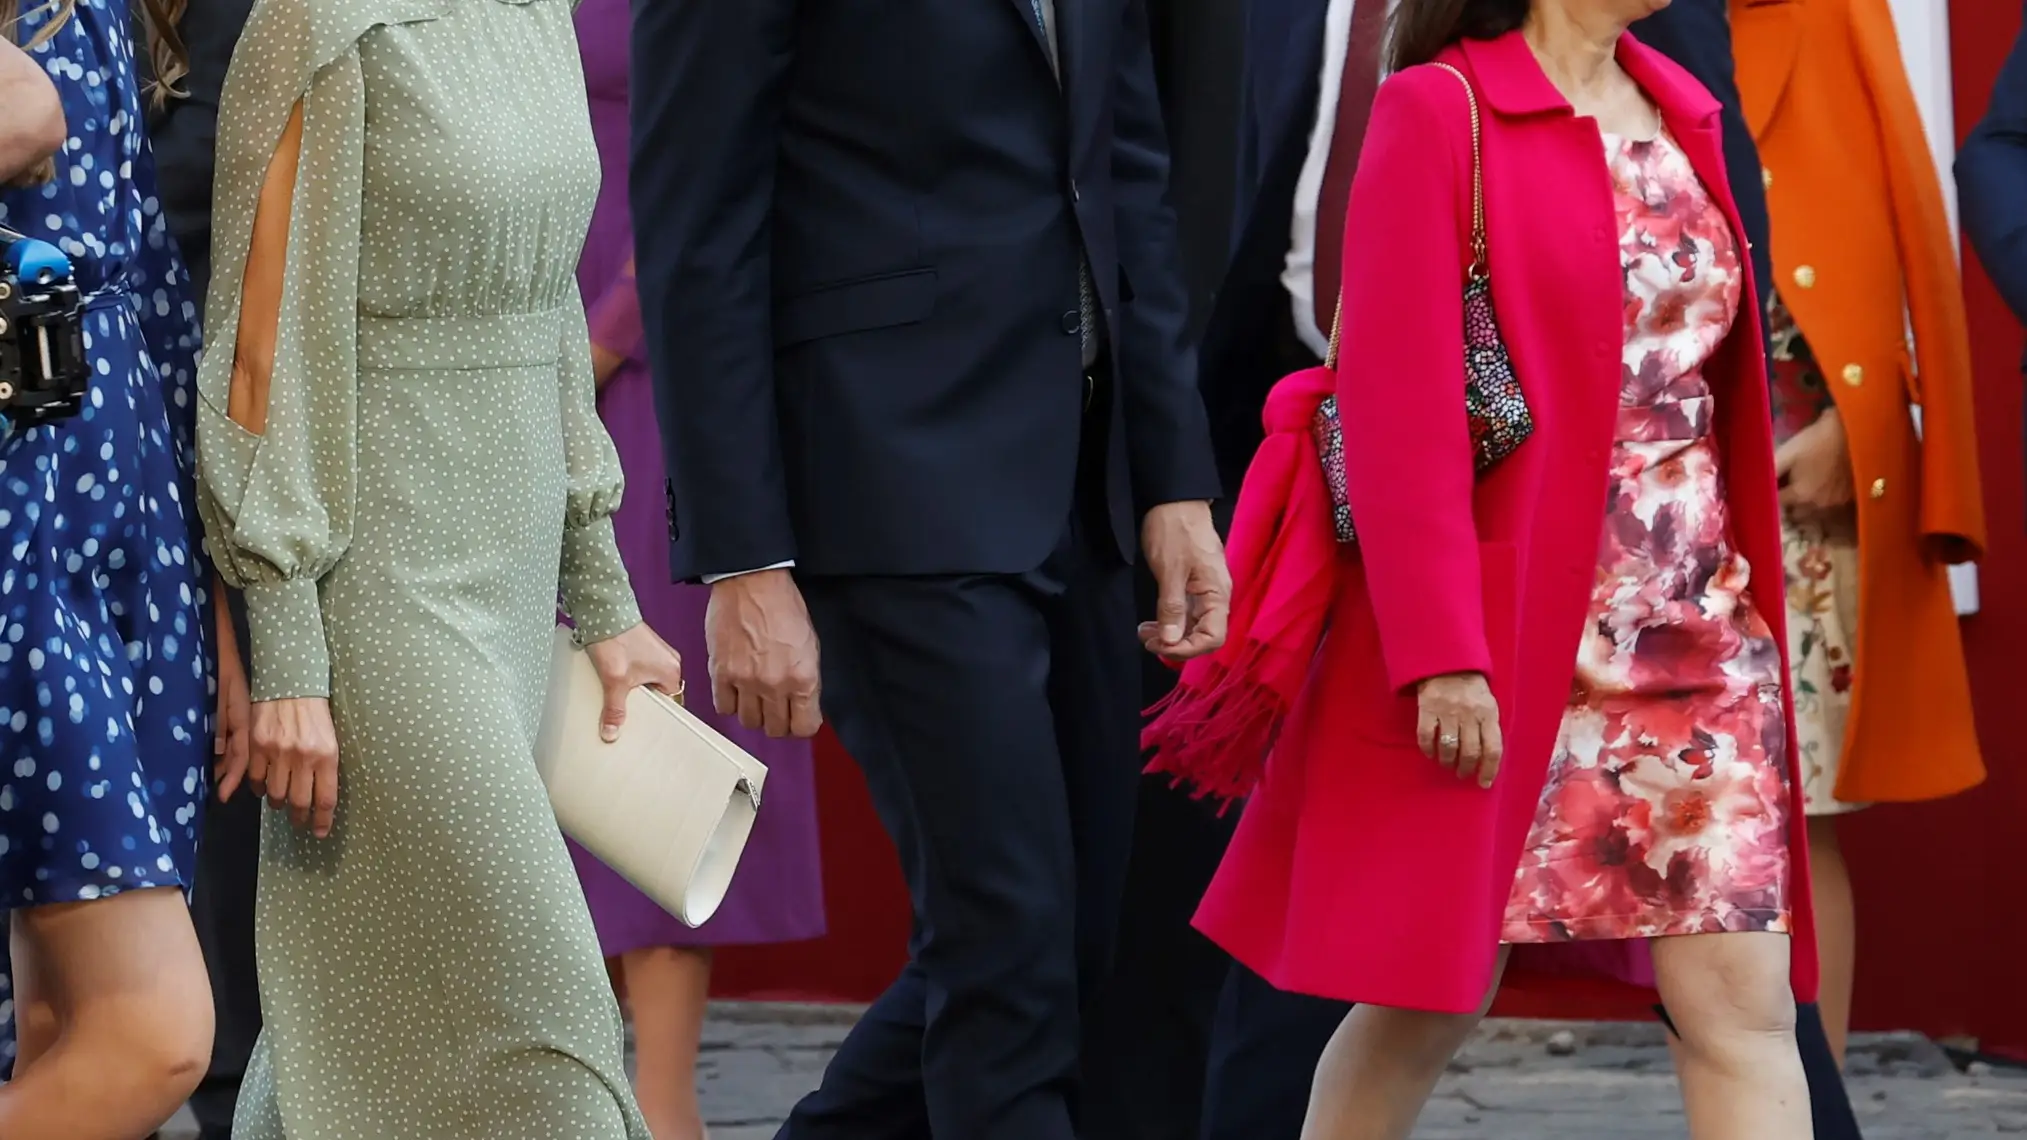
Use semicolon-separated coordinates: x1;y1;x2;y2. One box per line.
1451;29;1721;130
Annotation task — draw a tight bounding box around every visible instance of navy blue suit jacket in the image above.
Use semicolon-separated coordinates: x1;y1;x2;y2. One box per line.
1959;3;2027;329
1199;0;1772;499
630;0;1220;581
1198;0;1330;493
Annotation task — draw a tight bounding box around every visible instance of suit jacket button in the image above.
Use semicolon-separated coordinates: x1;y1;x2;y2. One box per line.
1761;166;1773;190
1793;264;1817;289
1060;309;1082;335
1841;363;1864;387
1870;477;1887;499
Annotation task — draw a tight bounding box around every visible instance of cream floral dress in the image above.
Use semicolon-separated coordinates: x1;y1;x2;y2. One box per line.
1766;290;1866;816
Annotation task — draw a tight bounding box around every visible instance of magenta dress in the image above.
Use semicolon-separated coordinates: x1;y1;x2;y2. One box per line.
568;0;827;952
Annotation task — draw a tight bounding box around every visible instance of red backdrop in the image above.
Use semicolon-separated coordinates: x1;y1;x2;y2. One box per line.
1841;0;2027;1057
713;0;2027;1054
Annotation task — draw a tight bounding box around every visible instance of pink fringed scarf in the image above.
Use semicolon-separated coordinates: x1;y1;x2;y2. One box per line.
1142;366;1341;808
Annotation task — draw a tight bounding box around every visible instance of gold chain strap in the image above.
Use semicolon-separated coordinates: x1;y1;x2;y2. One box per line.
1323;62;1488;370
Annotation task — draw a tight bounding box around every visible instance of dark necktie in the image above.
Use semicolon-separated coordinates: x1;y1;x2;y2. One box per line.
1312;0;1391;341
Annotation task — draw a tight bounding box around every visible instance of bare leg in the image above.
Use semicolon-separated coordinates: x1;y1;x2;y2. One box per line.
0;888;213;1140
1299;950;1507;1140
1805;815;1854;1065
8;922;59;1074
1652;932;1810;1140
620;946;713;1140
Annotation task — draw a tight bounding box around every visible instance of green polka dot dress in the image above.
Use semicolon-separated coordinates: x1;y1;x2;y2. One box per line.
194;0;650;1135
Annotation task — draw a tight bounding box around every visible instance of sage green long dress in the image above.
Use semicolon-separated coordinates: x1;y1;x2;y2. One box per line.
195;1;651;1136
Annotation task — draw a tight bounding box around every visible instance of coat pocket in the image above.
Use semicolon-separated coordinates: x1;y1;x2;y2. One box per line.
1342;539;1521;745
773;268;938;349
1476;538;1521;730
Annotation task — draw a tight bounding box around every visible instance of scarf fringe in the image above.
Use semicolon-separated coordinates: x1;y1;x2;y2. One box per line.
1141;365;1341;814
1141;639;1294;812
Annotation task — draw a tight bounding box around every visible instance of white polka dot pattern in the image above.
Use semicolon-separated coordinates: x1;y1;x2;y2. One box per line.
0;0;213;1072
192;0;649;1135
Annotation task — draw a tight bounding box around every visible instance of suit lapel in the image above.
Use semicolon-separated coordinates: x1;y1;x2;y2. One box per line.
1008;0;1055;69
1058;0;1097;164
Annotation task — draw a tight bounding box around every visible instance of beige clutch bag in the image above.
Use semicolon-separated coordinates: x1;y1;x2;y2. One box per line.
533;626;768;927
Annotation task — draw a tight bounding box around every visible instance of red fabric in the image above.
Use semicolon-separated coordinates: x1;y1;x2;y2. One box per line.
1310;0;1391;337
1192;32;1819;1017
1142;367;1338;805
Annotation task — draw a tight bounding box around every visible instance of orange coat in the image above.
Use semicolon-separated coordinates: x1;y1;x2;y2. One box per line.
1733;0;1986;803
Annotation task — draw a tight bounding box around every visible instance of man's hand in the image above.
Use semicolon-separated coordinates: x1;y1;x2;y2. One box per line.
705;569;823;739
1138;501;1231;662
1776;407;1854;513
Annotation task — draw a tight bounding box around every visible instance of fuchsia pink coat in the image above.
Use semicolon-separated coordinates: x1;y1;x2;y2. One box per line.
1193;30;1819;1016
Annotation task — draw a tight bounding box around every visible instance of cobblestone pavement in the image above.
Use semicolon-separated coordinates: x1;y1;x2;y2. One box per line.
165;1002;2027;1138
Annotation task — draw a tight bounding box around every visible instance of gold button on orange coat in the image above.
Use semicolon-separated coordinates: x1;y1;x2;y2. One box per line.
1733;0;1987;805
1762;166;1773;190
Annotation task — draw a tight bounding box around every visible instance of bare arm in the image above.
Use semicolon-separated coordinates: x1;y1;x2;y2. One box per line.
0;38;64;183
587;254;641;387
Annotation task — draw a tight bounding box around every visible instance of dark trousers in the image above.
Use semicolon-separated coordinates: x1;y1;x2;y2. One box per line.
1078;574;1238;1140
1200;964;1866;1140
187;590;263;1138
780;482;1139;1140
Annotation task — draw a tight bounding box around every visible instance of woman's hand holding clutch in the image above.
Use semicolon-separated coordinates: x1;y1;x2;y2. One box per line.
1416;672;1502;789
583;622;685;743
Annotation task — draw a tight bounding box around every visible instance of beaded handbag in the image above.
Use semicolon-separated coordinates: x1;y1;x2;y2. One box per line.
1313;62;1533;544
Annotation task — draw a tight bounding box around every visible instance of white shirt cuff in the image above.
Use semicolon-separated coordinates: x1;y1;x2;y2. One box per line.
702;561;795;585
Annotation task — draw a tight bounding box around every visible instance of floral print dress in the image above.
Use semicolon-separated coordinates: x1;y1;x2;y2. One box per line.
1767;292;1865;816
1502;131;1792;943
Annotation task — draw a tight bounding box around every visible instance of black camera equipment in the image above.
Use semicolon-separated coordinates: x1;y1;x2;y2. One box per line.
0;222;89;434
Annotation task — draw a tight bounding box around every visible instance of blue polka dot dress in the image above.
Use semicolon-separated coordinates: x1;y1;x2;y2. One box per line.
0;0;210;1071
